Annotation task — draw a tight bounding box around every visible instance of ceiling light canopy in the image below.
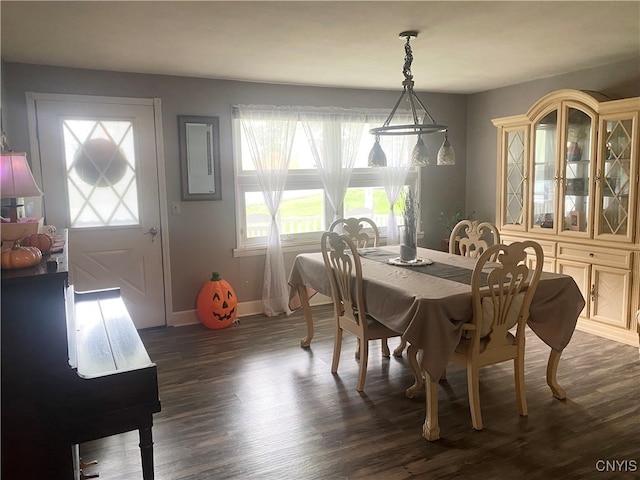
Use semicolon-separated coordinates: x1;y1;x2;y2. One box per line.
369;31;454;167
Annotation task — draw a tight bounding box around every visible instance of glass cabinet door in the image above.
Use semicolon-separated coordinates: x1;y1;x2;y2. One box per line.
531;110;558;232
501;127;527;229
595;115;635;241
561;106;594;234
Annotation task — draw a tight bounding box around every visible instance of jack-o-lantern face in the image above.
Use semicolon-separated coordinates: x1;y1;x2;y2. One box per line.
211;290;235;321
196;272;238;329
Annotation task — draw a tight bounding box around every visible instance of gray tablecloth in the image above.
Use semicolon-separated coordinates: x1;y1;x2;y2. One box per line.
288;246;585;380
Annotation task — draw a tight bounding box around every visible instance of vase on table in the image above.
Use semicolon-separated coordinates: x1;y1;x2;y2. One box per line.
399;224;418;262
399;188;419;262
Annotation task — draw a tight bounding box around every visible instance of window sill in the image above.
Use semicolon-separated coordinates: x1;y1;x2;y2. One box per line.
232;233;422;258
233;241;323;258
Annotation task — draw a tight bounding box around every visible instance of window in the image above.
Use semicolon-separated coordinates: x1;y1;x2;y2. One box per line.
233;107;418;252
63;119;139;228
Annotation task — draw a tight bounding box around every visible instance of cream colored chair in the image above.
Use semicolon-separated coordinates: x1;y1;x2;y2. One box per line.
449;220;501;260
636;309;639;354
321;231;401;392
329;217;390;357
397;219;502;360
329;217;380;248
427;241;543;432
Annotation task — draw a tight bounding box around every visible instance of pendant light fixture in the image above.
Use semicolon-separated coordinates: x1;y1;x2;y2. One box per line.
437;130;455;165
369;31;454;167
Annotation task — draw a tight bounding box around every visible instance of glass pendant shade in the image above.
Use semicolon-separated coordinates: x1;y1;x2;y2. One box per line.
437;132;455;165
368;136;387;167
411;135;430;166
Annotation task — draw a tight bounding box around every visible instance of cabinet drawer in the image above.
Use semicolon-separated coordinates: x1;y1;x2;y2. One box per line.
502;235;556;258
557;244;632;268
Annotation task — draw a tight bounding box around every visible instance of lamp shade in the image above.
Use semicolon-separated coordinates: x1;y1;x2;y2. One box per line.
436;132;456;166
1;152;43;198
411;136;430;166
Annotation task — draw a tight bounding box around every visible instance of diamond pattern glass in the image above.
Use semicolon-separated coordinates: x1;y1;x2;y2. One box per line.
63;119;139;228
600;119;632;236
505;130;525;225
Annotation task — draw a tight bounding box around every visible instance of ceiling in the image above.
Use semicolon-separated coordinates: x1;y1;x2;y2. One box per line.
1;1;639;94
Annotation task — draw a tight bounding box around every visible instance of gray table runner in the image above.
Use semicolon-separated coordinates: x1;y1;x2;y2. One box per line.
358;248;483;286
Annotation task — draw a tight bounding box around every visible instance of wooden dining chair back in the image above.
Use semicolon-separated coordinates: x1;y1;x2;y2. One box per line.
450;240;543;430
321;231;401;392
329;217;380;249
449;220;501;260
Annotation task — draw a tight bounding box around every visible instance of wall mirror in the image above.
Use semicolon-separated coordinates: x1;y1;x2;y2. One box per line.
178;115;222;200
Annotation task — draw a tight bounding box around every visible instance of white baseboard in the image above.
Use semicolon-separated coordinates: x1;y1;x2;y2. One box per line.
168;294;331;327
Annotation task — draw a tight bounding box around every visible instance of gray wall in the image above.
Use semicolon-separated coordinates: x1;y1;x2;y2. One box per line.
466;58;640;222
3;58;638;314
0;62;467;312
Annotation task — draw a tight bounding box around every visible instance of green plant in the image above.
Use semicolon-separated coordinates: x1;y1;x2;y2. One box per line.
438;207;475;235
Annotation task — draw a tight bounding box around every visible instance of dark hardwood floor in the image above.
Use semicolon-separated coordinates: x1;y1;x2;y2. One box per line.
80;305;640;479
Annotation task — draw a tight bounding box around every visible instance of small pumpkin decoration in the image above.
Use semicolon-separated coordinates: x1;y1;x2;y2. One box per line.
22;233;54;253
1;242;42;269
196;272;238;329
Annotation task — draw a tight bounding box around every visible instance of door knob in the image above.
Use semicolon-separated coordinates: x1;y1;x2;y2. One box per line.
144;226;158;242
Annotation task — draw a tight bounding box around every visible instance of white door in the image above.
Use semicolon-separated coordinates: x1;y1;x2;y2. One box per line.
32;95;166;329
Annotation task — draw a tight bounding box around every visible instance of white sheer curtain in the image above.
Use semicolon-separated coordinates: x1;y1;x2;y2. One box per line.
378;132;412;244
300;108;366;221
237;105;298;316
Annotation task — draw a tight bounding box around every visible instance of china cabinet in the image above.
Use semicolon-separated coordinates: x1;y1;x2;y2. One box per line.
493;90;640;346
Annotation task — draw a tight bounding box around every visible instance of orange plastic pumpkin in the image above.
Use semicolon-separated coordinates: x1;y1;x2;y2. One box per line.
22;233;53;253
1;243;42;269
196;272;237;329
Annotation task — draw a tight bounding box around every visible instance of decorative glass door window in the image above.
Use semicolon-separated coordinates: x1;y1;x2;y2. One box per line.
599;118;632;236
532;110;558;230
505;129;526;226
62;119;140;227
562;107;593;233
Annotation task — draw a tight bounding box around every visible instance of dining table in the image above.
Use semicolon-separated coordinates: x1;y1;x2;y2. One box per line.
288;245;586;440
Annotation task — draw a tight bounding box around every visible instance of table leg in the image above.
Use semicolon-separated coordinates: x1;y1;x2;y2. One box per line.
298;285;314;348
392;338;407;357
404;344;424;399
423;372;440;441
546;348;566;400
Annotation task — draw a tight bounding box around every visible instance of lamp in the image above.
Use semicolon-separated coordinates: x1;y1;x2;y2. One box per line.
368;135;387;167
1;151;43;222
369;31;454;167
437;130;456;165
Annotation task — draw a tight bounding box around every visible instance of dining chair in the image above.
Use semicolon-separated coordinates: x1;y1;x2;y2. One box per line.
429;240;543;431
329;217;380;248
636;309;639;354
321;231;402;392
397;220;504;360
329;217;391;357
449;220;501;260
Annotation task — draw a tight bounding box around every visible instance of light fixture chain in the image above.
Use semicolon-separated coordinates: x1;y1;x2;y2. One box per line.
402;35;414;89
368;31;449;139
